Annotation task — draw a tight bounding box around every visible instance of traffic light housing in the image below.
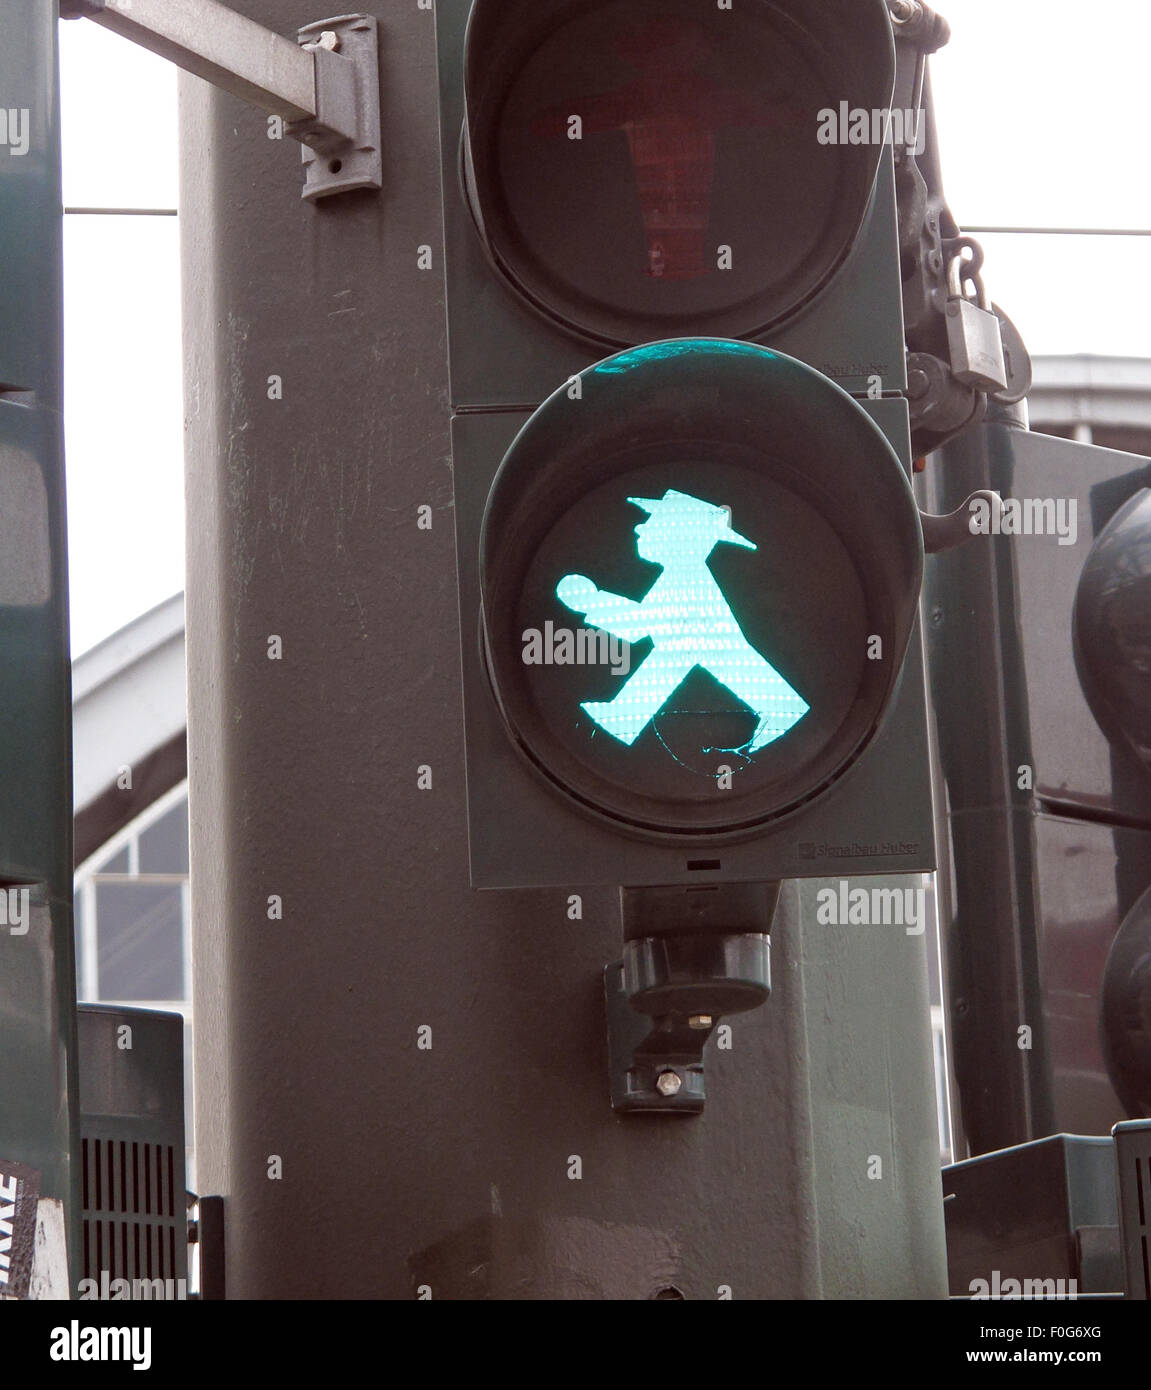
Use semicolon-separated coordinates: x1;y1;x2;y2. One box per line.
438;0;935;888
924;416;1151;1149
438;0;908;402
458;0;897;352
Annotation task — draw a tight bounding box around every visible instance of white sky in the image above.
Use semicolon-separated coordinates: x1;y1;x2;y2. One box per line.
60;19;181;657
57;1;1151;655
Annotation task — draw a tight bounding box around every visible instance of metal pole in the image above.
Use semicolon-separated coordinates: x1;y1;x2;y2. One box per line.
65;0;315;122
62;3;381;202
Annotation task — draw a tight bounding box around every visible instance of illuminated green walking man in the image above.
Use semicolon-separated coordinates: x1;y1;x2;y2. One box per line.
556;489;809;753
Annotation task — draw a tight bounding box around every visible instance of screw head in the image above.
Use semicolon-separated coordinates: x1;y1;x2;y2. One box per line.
688;1014;713;1030
655;1070;683;1098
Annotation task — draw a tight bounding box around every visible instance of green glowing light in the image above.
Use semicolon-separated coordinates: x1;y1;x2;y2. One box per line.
555;489;809;752
591;339;776;374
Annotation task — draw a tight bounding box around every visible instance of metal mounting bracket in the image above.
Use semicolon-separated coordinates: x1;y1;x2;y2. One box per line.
605;925;773;1116
290;17;382;202
604;961;710;1114
60;2;382;202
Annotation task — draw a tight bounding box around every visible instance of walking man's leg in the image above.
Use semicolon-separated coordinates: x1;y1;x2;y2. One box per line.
708;650;809;753
582;655;695;746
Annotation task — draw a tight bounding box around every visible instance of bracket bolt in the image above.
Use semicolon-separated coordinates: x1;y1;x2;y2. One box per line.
656;1070;683;1098
688;1014;713;1030
307;30;340;52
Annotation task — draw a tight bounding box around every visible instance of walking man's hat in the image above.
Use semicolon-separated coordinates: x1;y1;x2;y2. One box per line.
627;489;757;550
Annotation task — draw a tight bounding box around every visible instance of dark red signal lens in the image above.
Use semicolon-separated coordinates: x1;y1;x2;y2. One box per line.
463;0;896;346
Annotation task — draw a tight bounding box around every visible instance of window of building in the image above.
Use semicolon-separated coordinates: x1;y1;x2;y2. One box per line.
74;781;195;1187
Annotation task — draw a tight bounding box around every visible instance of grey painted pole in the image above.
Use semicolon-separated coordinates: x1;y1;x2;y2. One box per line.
181;1;947;1299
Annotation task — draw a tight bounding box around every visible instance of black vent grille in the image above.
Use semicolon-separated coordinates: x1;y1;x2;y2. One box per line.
81;1137;181;1284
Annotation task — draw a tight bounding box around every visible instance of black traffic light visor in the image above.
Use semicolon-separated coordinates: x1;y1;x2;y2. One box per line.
479;340;924;839
462;0;897;348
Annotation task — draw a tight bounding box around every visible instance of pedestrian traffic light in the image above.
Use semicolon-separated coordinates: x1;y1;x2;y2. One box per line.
438;0;936;888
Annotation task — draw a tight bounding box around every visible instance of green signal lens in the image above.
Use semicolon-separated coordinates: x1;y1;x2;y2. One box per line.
478;339;923;838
